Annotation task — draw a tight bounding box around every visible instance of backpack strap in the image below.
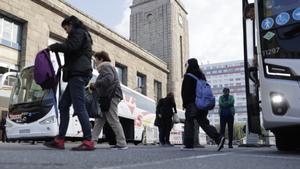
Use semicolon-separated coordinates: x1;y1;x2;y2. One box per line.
186;73;199;81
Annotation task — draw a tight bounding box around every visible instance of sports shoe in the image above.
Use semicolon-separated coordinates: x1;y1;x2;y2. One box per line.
180;146;194;151
217;136;225;151
71;140;95;151
110;145;128;150
229;145;233;148
164;143;175;147
44;137;65;150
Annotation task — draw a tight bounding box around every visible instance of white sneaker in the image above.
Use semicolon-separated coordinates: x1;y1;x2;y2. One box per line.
110;145;128;150
217;136;225;151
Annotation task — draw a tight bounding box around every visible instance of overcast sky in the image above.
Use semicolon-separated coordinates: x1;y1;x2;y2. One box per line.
65;0;244;64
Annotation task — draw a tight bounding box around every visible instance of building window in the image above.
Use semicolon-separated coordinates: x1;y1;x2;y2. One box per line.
0;16;22;50
180;36;184;77
115;63;127;86
137;73;146;95
154;80;162;102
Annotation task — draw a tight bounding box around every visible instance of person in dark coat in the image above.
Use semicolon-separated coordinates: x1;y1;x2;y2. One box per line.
0;115;6;143
181;58;225;151
156;92;177;146
44;15;95;151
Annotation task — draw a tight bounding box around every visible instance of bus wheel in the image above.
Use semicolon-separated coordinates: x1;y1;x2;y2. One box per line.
275;130;294;151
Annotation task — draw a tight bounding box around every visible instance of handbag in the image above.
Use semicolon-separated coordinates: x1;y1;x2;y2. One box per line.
172;113;180;123
85;88;102;118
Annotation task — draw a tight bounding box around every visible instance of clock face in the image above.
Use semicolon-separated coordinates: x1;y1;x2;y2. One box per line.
178;15;183;25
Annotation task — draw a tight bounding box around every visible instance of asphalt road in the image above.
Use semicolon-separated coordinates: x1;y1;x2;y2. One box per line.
0;143;299;169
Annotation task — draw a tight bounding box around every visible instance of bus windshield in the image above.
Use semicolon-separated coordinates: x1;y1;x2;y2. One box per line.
261;0;300;17
258;0;300;59
10;67;46;105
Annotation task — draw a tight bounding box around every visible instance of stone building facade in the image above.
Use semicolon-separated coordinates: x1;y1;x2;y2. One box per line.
0;0;169;108
130;0;189;106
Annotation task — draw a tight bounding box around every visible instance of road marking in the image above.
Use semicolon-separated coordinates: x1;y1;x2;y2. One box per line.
238;154;300;160
95;153;231;169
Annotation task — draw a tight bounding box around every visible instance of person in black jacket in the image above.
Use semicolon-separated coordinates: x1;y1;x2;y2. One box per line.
44;15;95;151
181;58;225;151
156;92;177;146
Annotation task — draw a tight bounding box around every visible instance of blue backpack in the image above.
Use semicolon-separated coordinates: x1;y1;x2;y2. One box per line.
186;73;215;110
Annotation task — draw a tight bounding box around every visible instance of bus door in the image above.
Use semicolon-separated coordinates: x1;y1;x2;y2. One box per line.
0;72;17;116
243;0;261;134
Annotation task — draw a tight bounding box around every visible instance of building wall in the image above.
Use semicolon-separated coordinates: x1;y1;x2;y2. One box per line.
0;0;169;102
202;60;248;125
130;0;189;107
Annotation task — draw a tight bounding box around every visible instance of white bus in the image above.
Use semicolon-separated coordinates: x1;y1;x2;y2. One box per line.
4;65;186;145
243;0;300;151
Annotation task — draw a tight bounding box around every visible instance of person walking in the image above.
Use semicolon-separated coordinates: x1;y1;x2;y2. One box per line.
44;15;95;151
156;92;177;146
0;115;7;143
219;88;235;148
181;58;225;151
90;51;128;150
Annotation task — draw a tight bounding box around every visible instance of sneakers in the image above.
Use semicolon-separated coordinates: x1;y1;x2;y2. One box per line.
71;140;95;151
229;145;233;148
180;146;194;151
164;143;175;147
44;137;65;150
217;136;225;151
110;145;128;150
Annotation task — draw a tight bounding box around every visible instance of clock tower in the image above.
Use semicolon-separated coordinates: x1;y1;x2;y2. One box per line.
130;0;189;106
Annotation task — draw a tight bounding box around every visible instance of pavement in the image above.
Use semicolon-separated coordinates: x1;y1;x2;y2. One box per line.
0;142;299;169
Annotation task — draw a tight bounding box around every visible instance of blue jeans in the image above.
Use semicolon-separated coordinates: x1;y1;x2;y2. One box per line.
58;76;91;140
220;115;234;146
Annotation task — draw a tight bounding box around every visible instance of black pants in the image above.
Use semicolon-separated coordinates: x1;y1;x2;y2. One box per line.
158;118;173;144
184;103;221;148
1;128;6;143
220;115;234;146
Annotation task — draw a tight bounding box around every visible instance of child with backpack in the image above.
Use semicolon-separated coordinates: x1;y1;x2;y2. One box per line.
181;58;225;151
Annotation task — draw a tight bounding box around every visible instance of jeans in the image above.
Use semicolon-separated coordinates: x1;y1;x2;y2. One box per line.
58;76;92;140
184;103;221;148
220;115;234;146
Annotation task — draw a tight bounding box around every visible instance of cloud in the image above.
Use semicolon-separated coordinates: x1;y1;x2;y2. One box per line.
114;0;243;64
113;0;132;38
185;0;243;64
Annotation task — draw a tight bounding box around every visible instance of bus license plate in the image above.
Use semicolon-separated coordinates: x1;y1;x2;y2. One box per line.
19;129;30;134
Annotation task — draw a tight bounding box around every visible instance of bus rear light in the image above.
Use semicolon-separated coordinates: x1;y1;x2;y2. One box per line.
39;116;55;125
270;92;289;116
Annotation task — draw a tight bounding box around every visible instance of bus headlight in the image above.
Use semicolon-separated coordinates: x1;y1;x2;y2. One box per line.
270;93;289;115
271;95;283;104
39;116;56;125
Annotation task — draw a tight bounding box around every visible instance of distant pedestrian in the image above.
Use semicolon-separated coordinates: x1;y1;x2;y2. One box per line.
90;51;128;150
44;15;95;151
244;3;254;20
181;58;225;151
219;88;235;148
156;92;177;146
0;115;7;143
